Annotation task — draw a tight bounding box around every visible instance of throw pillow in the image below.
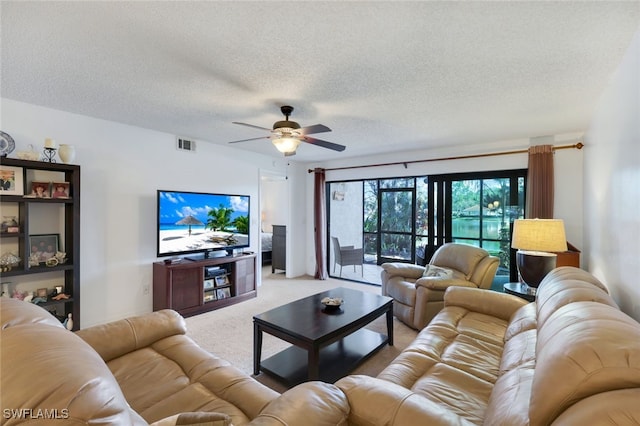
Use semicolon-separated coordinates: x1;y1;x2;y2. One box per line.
422;265;454;279
150;412;233;426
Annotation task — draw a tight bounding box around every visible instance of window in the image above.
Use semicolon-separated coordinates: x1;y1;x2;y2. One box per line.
327;169;526;286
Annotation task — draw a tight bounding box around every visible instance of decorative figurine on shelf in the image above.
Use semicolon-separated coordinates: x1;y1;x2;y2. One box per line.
0;252;21;272
42;138;57;163
23;292;34;303
12;288;25;300
32;296;47;305
54;252;67;264
1;282;10;298
28;253;40;267
63;313;73;331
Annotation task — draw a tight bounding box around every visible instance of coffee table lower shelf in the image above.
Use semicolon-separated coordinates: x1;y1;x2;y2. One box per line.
260;328;388;386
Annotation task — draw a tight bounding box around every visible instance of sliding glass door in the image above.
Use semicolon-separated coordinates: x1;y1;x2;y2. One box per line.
327;181;365;280
327;169;526;286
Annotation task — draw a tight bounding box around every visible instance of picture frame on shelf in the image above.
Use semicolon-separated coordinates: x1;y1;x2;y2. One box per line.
51;182;70;199
216;287;231;300
203;278;215;290
214;275;229;287
37;288;48;298
29;233;60;264
27;181;51;198
0;165;24;195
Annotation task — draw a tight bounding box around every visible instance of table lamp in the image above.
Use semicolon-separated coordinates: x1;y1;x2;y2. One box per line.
511;219;567;294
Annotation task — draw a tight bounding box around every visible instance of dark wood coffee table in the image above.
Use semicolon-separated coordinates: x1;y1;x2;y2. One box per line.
253;287;393;386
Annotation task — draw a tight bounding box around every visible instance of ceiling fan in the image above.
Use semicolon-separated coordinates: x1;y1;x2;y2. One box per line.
228;105;346;156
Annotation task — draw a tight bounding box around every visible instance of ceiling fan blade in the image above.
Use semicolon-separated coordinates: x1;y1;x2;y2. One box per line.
228;136;270;144
232;122;272;131
302;136;346;152
299;124;332;135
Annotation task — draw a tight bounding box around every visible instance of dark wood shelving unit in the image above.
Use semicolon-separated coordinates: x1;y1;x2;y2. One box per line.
0;157;81;329
152;253;257;317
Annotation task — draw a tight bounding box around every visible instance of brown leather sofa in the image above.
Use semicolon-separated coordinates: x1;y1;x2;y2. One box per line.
381;242;499;329
0;299;349;425
335;266;640;425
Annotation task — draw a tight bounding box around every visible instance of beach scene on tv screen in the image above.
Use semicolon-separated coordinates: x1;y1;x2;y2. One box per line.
158;191;249;256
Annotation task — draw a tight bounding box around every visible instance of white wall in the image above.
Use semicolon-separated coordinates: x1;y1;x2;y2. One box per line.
260;177;287;232
584;29;640;321
286;162;308;278
1;99;293;327
4;78;617;325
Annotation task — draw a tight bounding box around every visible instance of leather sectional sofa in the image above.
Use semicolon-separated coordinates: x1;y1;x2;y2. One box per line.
336;266;640;424
0;298;348;425
2;266;639;425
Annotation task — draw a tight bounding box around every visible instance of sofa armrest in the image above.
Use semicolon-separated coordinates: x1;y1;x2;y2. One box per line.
444;287;528;321
76;309;187;362
415;277;477;291
381;262;425;279
250;382;350;425
335;375;475;426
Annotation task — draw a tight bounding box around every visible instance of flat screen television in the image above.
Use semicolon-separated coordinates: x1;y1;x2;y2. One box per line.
157;190;250;259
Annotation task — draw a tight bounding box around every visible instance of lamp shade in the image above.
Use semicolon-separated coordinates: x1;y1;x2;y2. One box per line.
511;219;567;253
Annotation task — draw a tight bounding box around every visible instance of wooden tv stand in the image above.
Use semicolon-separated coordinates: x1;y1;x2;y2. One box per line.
153;253;256;317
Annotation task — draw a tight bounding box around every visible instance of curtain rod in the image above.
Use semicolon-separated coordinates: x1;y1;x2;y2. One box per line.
308;142;583;173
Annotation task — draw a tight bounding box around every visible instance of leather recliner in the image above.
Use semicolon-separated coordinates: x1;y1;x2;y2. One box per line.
381;242;499;329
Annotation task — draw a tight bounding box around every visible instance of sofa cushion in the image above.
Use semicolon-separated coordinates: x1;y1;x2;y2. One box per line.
550;389;640;425
381;262;425;279
503;303;537;342
1;295;64;329
384;276;417;307
106;334;278;424
430;243;488;279
76;309;188;362
483;367;534;426
539;266;609;293
376;304;509;424
416;275;478;292
531;302;640;425
536;279;619;331
253;382;350;425
0;299;146;425
336;375;478;426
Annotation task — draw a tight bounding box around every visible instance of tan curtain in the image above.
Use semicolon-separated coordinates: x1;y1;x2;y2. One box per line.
313;168;327;279
526;145;554;218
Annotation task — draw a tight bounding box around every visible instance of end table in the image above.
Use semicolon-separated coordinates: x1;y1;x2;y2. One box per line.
503;282;536;302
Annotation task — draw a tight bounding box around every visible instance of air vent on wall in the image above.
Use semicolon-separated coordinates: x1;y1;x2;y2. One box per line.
176;137;196;152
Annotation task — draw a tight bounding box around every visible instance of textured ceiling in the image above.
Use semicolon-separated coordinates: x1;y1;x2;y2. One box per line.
1;1;639;162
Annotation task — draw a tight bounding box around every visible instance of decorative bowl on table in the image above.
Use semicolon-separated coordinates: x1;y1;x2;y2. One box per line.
321;297;344;311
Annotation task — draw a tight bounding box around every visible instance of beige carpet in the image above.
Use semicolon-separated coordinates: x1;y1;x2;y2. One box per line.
185;269;418;393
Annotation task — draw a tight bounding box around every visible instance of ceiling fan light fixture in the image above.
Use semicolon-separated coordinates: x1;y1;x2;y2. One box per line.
229;104;345;154
272;136;300;154
273;121;301;131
